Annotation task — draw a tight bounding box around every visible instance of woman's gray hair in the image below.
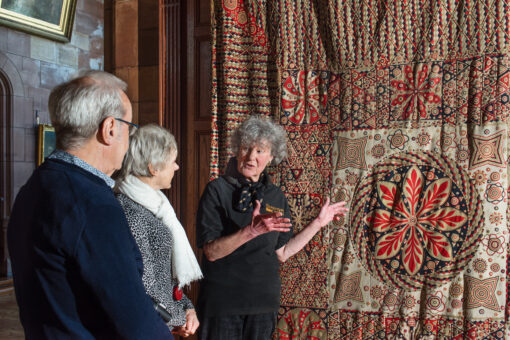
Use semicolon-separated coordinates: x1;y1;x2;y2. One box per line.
230;116;287;165
118;124;177;180
48;70;128;150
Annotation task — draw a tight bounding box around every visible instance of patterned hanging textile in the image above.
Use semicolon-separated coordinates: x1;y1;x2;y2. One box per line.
210;0;510;338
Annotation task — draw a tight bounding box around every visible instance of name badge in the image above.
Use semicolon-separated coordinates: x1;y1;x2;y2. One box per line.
265;203;284;214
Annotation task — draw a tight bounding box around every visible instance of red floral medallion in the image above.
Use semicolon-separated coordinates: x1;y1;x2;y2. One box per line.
351;151;483;290
276;308;326;340
390;64;441;120
282;71;326;125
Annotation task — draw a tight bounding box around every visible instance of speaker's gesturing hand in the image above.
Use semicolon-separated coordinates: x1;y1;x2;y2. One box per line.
315;197;349;228
246;200;292;237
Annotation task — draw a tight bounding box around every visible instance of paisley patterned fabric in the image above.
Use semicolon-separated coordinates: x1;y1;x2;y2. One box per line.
210;0;510;338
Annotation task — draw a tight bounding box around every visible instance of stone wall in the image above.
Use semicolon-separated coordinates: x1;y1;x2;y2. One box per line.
0;0;104;276
0;0;104;197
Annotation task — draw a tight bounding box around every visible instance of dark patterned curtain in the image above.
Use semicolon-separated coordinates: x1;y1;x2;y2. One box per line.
211;0;510;338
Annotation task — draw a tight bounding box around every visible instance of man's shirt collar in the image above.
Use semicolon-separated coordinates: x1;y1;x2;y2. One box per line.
48;150;115;188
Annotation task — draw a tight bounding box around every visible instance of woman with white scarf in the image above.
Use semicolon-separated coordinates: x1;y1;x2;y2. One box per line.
115;124;202;337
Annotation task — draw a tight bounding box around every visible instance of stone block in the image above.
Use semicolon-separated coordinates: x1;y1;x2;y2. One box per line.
22;57;40;73
28;86;51;112
76;0;86;11
90;34;104;56
58;45;79;68
20;70;40;90
114;1;138;67
115;66;138;101
5;53;22;71
139;101;158;124
0;53;8;69
79;52;104;70
12;95;34;128
138;65;158;102
1;57;24;96
88;56;104;70
40;62;77;90
78;0;104;19
12;128;25;162
128;67;139;102
0;26;7;51
71;31;90;51
114;67;129;84
25;126;36;163
75;11;101;36
21;58;41;91
30;36;56;63
13;161;35;197
7;29;30;57
78;51;90;70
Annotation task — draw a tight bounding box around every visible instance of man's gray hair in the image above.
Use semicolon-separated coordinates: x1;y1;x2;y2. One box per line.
48;70;128;150
118;124;177;180
230;115;287;165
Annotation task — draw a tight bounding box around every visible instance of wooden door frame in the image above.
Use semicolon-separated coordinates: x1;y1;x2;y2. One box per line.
159;0;184;215
159;0;212;315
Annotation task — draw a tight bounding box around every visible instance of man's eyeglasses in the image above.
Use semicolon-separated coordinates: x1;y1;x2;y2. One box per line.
115;118;138;134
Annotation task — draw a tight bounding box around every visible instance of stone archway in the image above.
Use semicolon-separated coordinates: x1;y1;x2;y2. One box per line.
0;52;25;277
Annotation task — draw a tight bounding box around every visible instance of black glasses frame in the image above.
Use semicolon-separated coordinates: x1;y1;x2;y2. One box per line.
115;118;139;129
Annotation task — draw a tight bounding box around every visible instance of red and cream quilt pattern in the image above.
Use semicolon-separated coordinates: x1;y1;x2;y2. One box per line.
210;0;510;338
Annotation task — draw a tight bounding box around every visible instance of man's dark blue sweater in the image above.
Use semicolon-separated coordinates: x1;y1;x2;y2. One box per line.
8;158;172;339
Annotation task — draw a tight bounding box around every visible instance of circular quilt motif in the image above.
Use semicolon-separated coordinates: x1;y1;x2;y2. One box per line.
276;308;326;339
223;0;239;11
350;151;483;290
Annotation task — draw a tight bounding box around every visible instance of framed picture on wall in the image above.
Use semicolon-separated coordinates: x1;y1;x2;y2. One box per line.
37;124;56;166
0;0;77;42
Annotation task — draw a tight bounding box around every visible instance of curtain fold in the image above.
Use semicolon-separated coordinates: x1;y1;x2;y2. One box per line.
211;0;510;338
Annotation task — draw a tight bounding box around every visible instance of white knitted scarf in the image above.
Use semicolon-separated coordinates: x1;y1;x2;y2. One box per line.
117;175;203;288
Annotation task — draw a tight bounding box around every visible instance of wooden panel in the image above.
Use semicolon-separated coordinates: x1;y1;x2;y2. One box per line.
182;0;212;237
197;131;211;197
161;1;211;338
160;1;211;338
196;38;212;121
197;0;210;27
194;26;210;37
181;130;210;307
159;0;182;216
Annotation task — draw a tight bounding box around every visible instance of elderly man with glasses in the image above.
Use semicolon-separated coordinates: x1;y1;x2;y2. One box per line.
7;71;173;339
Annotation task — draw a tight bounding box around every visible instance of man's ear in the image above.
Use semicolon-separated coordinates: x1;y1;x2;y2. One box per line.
98;117;116;145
